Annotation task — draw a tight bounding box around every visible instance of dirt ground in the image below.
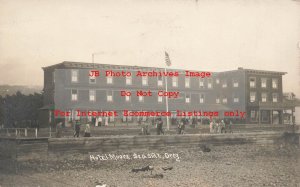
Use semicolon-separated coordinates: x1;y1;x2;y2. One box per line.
0;143;300;187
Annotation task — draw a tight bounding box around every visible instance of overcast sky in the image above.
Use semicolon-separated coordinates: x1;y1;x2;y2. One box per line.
0;0;299;94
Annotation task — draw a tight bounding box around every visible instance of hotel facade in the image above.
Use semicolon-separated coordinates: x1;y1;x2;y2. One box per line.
39;61;296;126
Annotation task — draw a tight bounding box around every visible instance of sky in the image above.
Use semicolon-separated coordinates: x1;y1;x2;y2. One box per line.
0;0;299;94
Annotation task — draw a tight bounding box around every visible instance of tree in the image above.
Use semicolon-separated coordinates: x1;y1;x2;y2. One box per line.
1;91;43;128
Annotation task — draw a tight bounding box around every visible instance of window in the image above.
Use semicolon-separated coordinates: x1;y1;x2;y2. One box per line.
125;95;131;102
216;78;220;84
185;77;190;88
233;79;239;87
261;93;267;102
158;96;163;103
222;80;227;88
272;79;278;89
261;78;267;88
71;70;78;82
139;95;144;102
107;75;113;84
157;76;163;86
126;76;132;85
199;93;205;103
207;78;213;88
216;97;220;104
199;79;204;88
172;77;178;87
250;77;256;88
142;76;148;86
250;92;256;102
89;90;96;102
234;96;239;103
185;93;191;103
107;91;113;102
71;89;78;101
222;97;227;104
272;93;278;103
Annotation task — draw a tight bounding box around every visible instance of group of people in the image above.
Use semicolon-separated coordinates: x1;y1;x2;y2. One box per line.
57;117;234;138
209;119;233;134
139;117;164;135
73;120;91;138
177;118;188;134
94;117;109;127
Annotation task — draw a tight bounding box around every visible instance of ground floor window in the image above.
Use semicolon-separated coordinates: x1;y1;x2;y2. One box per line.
250;110;258;122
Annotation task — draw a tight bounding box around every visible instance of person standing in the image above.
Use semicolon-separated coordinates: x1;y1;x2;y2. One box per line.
228;120;233;133
213;120;217;133
217;121;221;134
104;117;108;126
56;121;63;138
84;123;91;137
156;118;164;135
74;120;81;138
98;117;102;126
221;120;226;133
209;120;214;133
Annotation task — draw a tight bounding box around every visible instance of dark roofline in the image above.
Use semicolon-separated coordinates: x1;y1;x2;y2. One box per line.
42;61;216;73
240;68;286;75
42;61;287;75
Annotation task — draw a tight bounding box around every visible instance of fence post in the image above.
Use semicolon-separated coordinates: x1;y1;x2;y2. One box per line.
35;128;37;138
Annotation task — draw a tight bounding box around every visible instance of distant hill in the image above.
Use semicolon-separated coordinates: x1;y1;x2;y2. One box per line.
0;85;42;96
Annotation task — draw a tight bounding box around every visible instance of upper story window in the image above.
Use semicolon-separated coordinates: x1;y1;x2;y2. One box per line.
107;91;113;102
139;95;144;102
250;92;256;102
222;97;227;104
71;89;78;101
89;90;96;102
142;76;148;86
272;79;278;89
272;93;278;102
233;96;239;103
107;75;113;84
158;95;163;103
249;77;256;88
216;97;220;104
261;78;267;88
207;78;213;89
71;70;78;82
222;80;227;88
261;92;267;102
233;79;239;87
172;77;178;87
216;78;220;84
199;79;204;88
126;76;132;85
125;95;131;102
185;93;191;103
185;77;190;88
199;93;205;104
157;76;163;87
